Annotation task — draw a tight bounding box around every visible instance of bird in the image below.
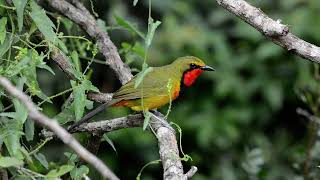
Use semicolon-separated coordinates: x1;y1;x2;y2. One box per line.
68;56;214;130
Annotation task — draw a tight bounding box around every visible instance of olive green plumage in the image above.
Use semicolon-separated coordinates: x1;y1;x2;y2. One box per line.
69;56;214;130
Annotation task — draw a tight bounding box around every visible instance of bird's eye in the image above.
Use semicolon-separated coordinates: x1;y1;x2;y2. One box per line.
190;63;197;69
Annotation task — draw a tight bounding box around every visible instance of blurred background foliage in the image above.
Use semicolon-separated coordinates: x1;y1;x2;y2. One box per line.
96;0;319;179
1;0;320;179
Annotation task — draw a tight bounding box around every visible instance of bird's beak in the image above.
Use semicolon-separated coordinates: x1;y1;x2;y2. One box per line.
200;65;215;71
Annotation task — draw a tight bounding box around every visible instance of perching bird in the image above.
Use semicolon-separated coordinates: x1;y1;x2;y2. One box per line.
69;56;214;130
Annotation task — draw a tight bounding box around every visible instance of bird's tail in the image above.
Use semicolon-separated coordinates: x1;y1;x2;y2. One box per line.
68;99;120;132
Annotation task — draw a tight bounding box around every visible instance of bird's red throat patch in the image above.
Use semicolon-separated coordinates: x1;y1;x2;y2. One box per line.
183;69;203;87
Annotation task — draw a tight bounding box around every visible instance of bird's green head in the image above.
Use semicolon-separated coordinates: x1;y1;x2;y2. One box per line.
172;56;214;87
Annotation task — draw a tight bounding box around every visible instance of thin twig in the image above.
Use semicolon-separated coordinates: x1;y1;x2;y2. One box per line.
296;108;319;179
0;77;119;180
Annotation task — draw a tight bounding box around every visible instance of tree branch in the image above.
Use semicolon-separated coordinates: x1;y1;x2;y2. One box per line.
44;113;197;179
45;0;133;84
216;0;320;64
0;77;119;180
71;114;144;134
43;0;196;178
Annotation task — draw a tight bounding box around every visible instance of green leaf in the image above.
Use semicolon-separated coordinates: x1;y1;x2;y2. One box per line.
132;42;145;58
60;17;73;31
34;153;48;169
0;112;16;119
58;40;68;53
24;118;34;141
0;34;13;58
7;55;31;77
85;99;93;110
13;98;28;124
114;15;145;39
22;51;52;103
145;18;161;48
83;79;99;92
0;157;23;167
36;52;55;75
37;63;55;75
12;0;28;32
30;1;57;42
143;111;152;131
70;165;89;180
0;17;7;44
64;152;79;163
0;119;24;159
19;147;33;167
103;134;117;154
134;66;153;88
71;51;81;72
73;82;86;121
55;102;75;124
46;164;74;177
30;1;67;53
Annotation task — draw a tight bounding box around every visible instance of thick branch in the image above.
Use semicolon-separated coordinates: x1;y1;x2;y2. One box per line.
216;0;320;64
0;77;119;180
72;114;144;133
45;0;132;84
50;49;76;79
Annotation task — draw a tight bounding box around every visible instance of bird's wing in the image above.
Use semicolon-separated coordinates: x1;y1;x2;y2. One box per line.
113;67;175;100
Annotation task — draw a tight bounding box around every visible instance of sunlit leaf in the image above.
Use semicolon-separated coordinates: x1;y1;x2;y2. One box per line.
0;17;7;44
0;157;23;167
71;51;81;72
30;1;57;42
24;118;34;141
30;1;68;53
37;63;55;75
145;18;161;48
55;102;75;124
0;33;13;58
0;119;24;159
21;50;52;103
70;165;89;180
34;153;49;169
46;164;74;177
103;134;117;154
13;98;28;124
82;79;99;93
72;82;86;121
12;0;28;32
114;15;145;39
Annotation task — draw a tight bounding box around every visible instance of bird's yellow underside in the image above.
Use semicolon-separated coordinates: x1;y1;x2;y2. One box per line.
113;82;180;111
